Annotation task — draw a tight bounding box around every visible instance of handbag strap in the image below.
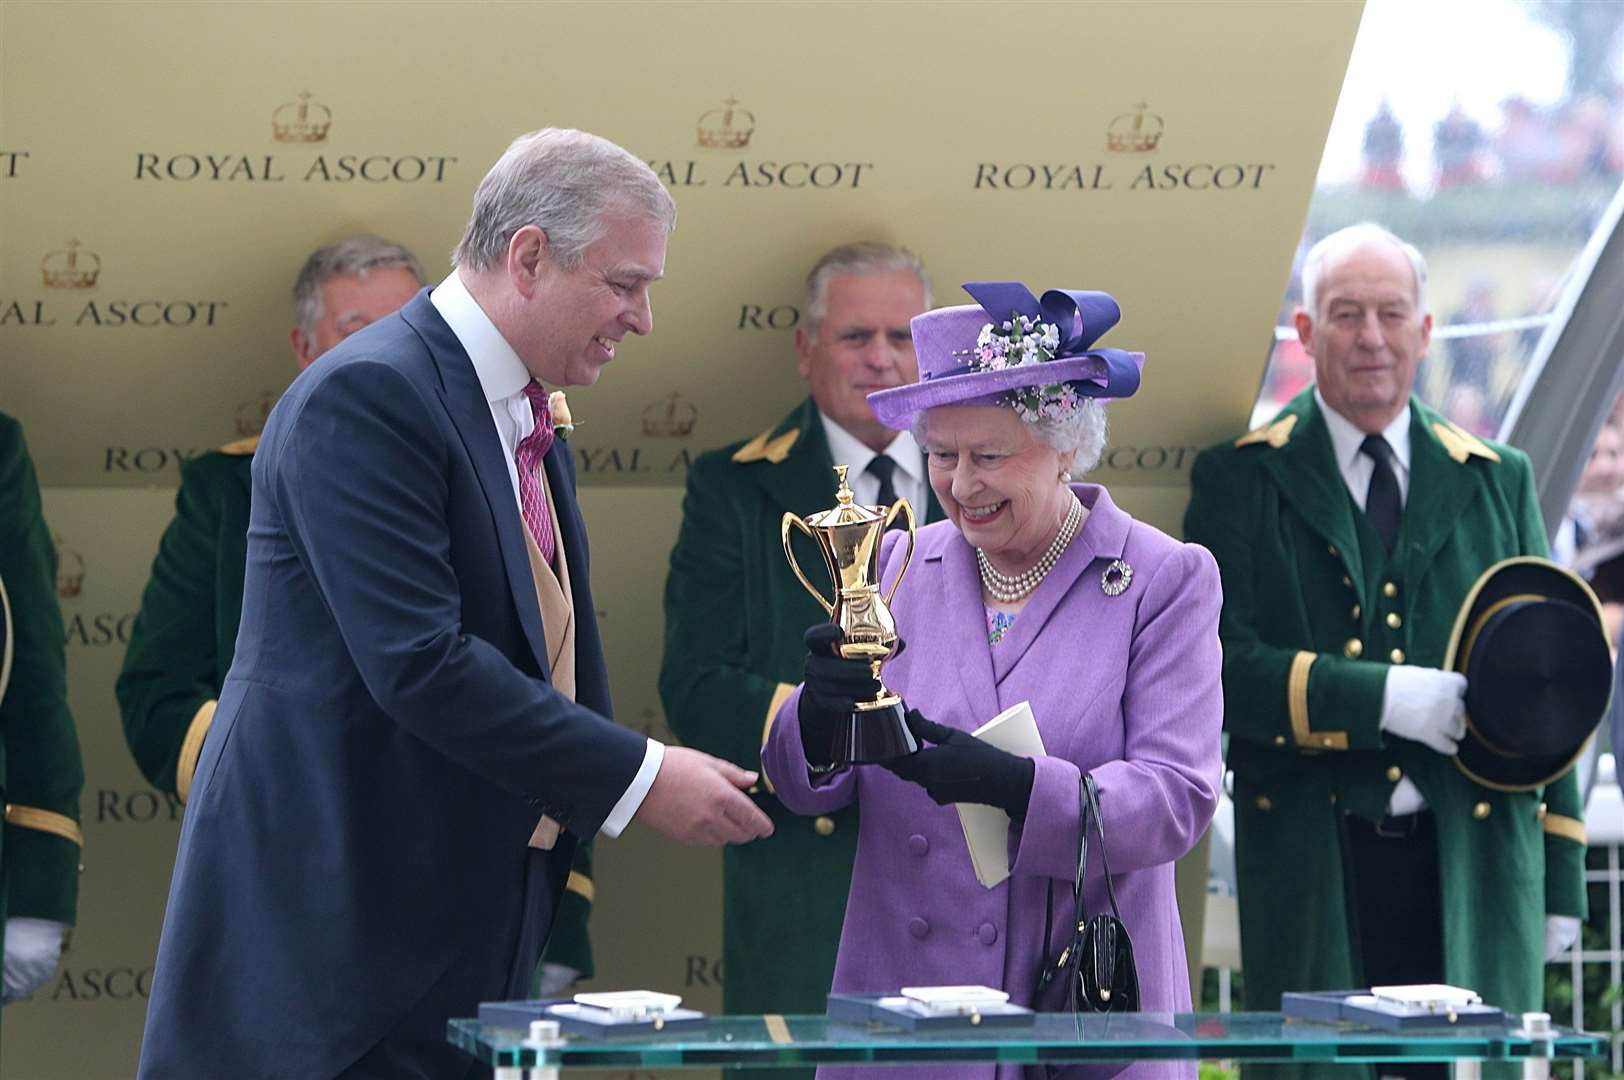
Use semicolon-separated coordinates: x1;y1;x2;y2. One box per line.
1082;773;1126;924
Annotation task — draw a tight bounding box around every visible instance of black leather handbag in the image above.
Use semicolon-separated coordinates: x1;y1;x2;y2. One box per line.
1038;773;1141;1013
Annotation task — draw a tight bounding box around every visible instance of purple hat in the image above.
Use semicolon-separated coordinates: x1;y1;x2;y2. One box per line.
868;281;1144;431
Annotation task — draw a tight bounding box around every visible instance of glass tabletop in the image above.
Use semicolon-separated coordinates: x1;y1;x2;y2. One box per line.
447;1011;1605;1069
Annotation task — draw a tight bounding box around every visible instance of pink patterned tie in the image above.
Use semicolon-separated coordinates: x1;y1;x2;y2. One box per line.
515;381;556;564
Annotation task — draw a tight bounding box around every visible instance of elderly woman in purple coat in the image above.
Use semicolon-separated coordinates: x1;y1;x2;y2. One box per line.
761;282;1224;1080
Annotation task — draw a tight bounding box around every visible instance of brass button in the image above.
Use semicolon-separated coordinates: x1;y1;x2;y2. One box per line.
1342;575;1353;588
1255;796;1273;812
814;816;836;836
1320;736;1336;748
1328;544;1339;557
1383;582;1398;598
1351;604;1362;620
1473;802;1491;820
1344;638;1363;659
1273;735;1287;747
1538;802;1548;821
1386;612;1402;629
1386;765;1402;783
1390;648;1405;664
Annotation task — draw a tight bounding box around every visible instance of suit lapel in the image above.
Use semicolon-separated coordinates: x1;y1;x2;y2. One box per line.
404;295;551;675
746;397;948;523
931;533;1002;729
989;484;1129;684
748;399;839;517
1402;401;1485;577
1261;396;1365;593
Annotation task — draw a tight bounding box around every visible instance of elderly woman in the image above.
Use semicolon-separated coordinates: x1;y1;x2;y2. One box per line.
761;282;1224;1080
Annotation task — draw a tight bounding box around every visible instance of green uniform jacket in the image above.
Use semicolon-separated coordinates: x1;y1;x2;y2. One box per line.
115;439;596;978
660;397;943;1025
0;412;85;945
1184;389;1586;1023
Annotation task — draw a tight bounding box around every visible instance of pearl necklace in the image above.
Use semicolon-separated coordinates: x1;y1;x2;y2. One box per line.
976;494;1084;603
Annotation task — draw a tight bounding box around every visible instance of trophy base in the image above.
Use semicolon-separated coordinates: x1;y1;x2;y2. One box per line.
830;698;918;765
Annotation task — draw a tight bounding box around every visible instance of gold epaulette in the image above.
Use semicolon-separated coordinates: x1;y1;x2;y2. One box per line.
1235;414;1297;449
731;427;799;465
1431;421;1501;464
219;435;260;456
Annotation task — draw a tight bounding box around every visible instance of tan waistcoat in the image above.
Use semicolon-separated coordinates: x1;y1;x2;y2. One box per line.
525;468;575;850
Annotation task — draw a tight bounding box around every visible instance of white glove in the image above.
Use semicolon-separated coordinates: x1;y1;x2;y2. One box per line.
3;917;67;1002
1379;666;1467;756
1544;914;1582;961
535;962;580;997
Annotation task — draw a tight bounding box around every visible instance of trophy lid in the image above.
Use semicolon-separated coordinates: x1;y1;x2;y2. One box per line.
804;465;886;528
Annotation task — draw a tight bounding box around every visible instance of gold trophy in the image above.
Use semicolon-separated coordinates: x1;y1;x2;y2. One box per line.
782;466;919;764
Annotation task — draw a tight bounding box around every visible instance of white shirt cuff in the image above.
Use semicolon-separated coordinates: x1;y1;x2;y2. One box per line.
600;738;664;837
1386;776;1428;816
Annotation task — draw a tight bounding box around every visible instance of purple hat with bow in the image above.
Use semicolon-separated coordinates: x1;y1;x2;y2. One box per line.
868;281;1144;431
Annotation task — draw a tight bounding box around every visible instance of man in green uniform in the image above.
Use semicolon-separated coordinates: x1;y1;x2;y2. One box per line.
116;235;596;994
661;242;942;1045
1185;224;1585;1076
1;412;85;1009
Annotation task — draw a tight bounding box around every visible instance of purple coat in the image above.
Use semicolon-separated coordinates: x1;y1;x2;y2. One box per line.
762;485;1224;1080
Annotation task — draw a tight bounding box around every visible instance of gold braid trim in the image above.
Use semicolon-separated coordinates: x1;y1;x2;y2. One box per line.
4;804;84;846
757;682;798;795
566;870;595;903
1288;650;1347;750
176;699;217;804
1543;813;1586;846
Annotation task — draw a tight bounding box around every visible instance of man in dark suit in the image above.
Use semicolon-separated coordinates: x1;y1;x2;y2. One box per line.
660;242;941;1062
139;127;773;1080
118;235;595;996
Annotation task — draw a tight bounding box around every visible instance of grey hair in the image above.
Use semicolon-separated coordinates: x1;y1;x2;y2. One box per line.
452;128;676;272
912;398;1109;475
292;235;425;336
1300;222;1428;317
804;241;932;342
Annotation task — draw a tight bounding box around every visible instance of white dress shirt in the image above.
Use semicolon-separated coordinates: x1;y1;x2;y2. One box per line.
1316;389;1425;816
819;414;929;518
431;271;661;837
1315;388;1411;511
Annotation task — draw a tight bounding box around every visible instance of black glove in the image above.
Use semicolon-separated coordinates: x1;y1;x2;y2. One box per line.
882;710;1036;819
797;624;881;768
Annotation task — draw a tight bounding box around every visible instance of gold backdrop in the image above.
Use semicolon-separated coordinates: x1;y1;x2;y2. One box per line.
0;0;1362;1075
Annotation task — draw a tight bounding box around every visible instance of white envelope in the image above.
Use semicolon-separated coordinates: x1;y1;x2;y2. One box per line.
954;700;1044;888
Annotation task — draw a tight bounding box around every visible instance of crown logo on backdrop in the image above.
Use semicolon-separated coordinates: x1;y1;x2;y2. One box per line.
53;536;85;599
272;91;332;144
1107;102;1164;153
235;391;276;437
697;97;755;149
641;392;698;438
41;239;101;289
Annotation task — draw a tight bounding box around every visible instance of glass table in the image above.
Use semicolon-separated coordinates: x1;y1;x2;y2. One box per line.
447;1010;1604;1072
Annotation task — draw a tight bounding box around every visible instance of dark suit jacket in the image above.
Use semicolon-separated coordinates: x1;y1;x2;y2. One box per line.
117;442;598;978
138;291;646;1078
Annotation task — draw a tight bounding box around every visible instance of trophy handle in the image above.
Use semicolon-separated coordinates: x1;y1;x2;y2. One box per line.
882;497;917;607
781;512;836;617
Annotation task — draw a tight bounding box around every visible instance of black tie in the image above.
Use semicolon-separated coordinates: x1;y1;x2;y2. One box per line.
866;455;902;524
1361;434;1402;553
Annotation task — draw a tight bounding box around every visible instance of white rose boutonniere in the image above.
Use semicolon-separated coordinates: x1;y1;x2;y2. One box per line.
548;391;576;438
